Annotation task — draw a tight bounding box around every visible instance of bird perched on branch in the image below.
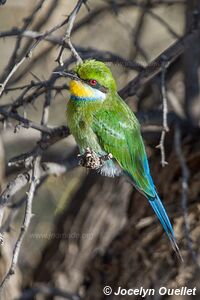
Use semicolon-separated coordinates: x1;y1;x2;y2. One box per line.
58;59;182;261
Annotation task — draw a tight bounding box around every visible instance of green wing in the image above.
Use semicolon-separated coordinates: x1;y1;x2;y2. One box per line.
92;97;155;198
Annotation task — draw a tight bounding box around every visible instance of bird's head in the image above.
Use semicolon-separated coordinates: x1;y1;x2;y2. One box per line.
59;60;117;102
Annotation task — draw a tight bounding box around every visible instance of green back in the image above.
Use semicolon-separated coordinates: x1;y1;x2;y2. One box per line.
92;93;155;198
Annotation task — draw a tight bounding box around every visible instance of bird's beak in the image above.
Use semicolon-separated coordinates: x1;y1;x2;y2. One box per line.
53;71;81;81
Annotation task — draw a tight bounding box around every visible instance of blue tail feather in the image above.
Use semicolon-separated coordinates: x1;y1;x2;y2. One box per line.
148;193;183;261
149;194;174;237
125;156;183;261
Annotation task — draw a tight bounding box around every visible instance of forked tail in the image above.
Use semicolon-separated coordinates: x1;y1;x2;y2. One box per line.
148;194;183;262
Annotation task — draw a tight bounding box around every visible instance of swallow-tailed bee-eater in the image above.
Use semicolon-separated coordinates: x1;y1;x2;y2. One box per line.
58;60;182;260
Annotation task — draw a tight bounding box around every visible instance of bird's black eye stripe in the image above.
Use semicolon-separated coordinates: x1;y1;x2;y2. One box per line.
98;85;108;93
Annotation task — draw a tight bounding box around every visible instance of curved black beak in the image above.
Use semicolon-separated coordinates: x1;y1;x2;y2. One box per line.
53;71;80;81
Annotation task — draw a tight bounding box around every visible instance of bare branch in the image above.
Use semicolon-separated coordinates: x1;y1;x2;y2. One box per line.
156;58;170;167
119;27;200;98
56;0;87;65
0;173;30;208
0;107;53;134
0;0;46;82
0;156;40;290
0;157;77;235
0;1;87;97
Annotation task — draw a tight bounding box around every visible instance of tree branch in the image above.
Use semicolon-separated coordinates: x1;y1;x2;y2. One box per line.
119;27;200;98
156;58;170;167
56;0;87;65
0;156;40;290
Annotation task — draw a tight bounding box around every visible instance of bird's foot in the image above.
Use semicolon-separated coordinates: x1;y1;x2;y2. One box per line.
78;148;113;170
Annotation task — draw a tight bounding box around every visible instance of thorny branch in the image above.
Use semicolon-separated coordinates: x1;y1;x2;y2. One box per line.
0;156;40;289
0;0;46;82
156;58;170;167
0;0;86;97
56;0;87;65
0;106;53;134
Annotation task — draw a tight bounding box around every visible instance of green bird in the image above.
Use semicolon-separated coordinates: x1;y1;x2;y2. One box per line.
61;59;182;260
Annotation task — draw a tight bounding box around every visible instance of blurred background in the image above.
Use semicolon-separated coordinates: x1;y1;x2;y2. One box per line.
0;0;200;299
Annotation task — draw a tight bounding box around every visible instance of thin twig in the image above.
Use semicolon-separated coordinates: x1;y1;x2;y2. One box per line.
0;1;87;97
156;57;169;167
40;75;58;126
56;0;87;65
13;29;144;70
0;156;40;290
0;107;53;134
6;126;70;173
1;0;46;82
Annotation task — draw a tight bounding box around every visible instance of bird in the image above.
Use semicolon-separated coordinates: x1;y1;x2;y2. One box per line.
59;59;182;260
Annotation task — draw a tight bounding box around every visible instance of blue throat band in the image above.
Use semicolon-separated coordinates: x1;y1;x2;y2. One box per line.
70;95;101;102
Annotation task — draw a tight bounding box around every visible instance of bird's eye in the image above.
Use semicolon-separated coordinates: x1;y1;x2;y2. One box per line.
89;79;97;86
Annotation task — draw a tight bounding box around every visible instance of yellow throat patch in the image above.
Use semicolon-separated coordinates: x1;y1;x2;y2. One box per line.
69;80;93;98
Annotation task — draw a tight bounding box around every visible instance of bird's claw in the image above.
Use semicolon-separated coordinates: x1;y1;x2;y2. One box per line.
78;147;113;170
